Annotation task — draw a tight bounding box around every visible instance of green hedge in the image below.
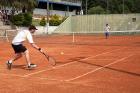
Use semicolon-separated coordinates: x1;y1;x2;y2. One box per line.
49;15;62;26
11;13;32;26
39;17;46;26
49;19;62;26
32;15;67;26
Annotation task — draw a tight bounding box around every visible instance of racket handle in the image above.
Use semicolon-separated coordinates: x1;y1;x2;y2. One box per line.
43;52;49;58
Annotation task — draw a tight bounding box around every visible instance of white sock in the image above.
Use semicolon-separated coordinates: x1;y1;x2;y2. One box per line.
28;63;31;66
8;60;13;63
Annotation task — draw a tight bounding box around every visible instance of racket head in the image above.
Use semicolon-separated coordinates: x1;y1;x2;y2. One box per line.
47;56;56;66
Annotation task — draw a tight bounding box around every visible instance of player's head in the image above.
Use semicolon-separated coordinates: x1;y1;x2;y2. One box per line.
106;24;108;26
29;25;38;33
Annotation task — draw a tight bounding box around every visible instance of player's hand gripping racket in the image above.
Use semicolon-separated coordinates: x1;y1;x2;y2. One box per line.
42;52;56;66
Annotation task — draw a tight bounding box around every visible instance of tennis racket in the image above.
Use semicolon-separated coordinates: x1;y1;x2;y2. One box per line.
42;52;56;66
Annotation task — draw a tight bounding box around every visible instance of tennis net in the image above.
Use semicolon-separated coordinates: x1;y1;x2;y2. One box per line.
0;29;18;42
34;30;140;46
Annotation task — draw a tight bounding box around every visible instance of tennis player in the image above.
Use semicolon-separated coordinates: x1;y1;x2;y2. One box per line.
6;25;44;70
105;24;110;39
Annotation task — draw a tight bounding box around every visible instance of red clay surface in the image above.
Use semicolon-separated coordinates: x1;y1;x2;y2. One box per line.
0;35;140;93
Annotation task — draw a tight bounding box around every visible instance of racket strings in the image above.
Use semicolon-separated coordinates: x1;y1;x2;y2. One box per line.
48;56;56;66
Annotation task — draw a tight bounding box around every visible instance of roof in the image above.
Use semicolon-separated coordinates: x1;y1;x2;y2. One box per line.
37;0;81;7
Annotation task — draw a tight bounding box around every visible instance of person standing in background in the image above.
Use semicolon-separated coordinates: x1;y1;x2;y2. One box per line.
105;24;110;39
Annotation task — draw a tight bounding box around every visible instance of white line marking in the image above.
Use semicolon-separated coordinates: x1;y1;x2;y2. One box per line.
86;59;115;60
0;49;130;82
81;48;123;60
23;62;76;77
23;48;123;77
0;73;25;77
35;77;64;82
65;54;133;82
37;82;94;87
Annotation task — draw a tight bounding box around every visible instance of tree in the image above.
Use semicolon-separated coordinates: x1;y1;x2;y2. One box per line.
81;0;140;14
0;0;37;13
11;13;32;26
21;0;37;13
0;0;10;7
133;0;140;13
88;6;106;14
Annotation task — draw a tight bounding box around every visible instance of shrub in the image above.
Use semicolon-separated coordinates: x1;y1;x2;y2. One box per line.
49;19;62;26
39;17;46;26
61;17;67;22
22;13;32;26
49;14;62;26
11;13;24;26
11;13;32;26
88;6;106;14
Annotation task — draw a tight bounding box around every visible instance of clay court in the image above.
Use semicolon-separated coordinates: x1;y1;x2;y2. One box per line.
0;34;140;93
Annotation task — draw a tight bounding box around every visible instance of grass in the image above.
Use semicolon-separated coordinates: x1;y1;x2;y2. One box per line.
32;19;40;26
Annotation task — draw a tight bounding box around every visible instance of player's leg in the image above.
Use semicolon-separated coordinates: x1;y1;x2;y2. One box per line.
107;32;109;38
6;53;22;70
7;44;36;69
11;53;22;61
105;32;109;39
24;50;37;68
105;32;107;39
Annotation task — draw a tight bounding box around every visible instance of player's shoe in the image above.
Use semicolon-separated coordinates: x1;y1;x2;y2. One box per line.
28;64;37;69
6;60;12;70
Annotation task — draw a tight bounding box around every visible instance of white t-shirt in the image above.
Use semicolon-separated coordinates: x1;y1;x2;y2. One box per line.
105;26;110;32
12;30;34;45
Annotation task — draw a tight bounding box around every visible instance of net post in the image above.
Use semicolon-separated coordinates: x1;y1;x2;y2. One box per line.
72;32;75;43
5;29;9;42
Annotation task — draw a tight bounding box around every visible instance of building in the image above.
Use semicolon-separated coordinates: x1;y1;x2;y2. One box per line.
33;0;82;17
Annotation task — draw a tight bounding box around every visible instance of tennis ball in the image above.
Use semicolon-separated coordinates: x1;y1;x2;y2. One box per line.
60;52;64;55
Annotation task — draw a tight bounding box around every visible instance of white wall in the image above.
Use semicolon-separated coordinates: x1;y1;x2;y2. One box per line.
35;26;58;35
18;26;58;35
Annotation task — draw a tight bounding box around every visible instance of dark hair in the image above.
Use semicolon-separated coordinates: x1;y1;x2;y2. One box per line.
29;25;37;30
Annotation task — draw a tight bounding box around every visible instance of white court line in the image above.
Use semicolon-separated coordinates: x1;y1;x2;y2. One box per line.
37;81;95;87
65;54;133;82
23;62;76;77
23;48;123;77
0;48;130;82
0;73;25;77
80;48;124;61
86;59;116;60
35;77;64;82
0;63;76;78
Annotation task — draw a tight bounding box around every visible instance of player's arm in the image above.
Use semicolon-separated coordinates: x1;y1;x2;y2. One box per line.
109;26;111;30
27;33;44;53
30;43;44;53
31;43;40;50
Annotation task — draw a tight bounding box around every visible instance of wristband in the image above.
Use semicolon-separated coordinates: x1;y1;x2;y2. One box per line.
38;48;41;51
